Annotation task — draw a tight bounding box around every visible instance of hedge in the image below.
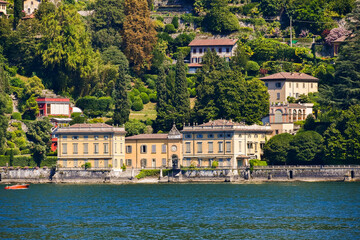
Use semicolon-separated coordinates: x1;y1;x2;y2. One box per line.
76;96;112;116
0;155;58;167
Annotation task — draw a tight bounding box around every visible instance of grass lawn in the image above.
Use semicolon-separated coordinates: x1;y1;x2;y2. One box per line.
130;102;157;121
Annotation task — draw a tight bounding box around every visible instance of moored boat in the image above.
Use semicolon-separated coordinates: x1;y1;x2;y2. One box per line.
4;184;30;190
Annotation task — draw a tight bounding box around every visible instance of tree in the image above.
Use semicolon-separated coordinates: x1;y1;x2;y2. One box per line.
26;119;52;166
263;133;294;165
202;0;240;33
259;0;283;16
125;119;147;136
122;0;157;74
90;0;125;50
38;5;97;96
13;0;23;30
287;131;323;165
35;1;56;21
0;60;9;154
174;53;190;126
113;57;130;126
323;105;360;165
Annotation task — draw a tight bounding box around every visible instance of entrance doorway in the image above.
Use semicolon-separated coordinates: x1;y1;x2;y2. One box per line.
172;155;178;169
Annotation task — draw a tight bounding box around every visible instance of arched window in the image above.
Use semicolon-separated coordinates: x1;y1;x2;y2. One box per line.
298;110;302;120
274;110;283;123
293;110;297;121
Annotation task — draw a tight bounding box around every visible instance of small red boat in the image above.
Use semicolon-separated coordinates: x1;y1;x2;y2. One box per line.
5;184;30;190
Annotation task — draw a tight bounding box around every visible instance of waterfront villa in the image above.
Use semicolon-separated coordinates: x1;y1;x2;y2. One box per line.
188;38;238;73
55;123;126;170
181;120;272;168
260;72;318;104
0;1;8;17
36;97;72;117
125;124;182;169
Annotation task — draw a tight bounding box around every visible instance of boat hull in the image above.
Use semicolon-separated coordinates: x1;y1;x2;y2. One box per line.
5;184;30;190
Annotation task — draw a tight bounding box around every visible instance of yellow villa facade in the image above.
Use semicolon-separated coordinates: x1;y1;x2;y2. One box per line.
55;123;126;170
125;125;182;169
182;120;273;168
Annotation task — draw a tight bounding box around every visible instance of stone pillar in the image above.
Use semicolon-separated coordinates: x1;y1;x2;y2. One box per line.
160;168;163;178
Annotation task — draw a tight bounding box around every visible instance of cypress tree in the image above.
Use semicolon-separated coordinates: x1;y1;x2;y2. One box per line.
174;53;190;125
113;62;130;126
0;61;9;154
13;0;23;30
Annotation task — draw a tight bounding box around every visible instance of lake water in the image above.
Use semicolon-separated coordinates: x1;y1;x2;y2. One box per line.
0;182;359;239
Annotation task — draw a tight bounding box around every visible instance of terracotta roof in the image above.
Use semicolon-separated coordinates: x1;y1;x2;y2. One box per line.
188;63;202;67
126;134;169;140
332;35;348;43
189;39;237;47
260;72;318;82
0;1;9;4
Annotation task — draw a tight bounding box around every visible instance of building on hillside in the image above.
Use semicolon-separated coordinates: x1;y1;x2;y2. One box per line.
331;35;347;56
36;97;72;117
188;38;238;73
262;102;314;135
55;123;126;170
23;0;41;15
182;120;273;168
125;124;182;169
0;1;8;17
260;72;318;104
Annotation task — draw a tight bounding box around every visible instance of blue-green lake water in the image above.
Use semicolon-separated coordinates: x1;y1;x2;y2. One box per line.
0;182;359;239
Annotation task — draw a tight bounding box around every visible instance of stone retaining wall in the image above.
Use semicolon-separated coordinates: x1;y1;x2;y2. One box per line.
0;166;359;183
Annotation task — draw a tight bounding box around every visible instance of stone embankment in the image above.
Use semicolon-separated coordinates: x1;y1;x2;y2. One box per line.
0;165;359;184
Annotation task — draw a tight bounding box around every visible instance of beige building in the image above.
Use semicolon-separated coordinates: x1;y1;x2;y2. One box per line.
0;1;8;17
24;0;41;15
55;123;126;170
188;38;238;73
260;72;318;104
125;125;182;169
182;120;273;168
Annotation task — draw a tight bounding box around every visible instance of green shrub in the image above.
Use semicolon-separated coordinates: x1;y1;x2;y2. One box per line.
149;93;157;102
14;137;27;148
7;141;15;148
164;24;176;33
11;121;22;130
21;149;31;155
131;99;144;111
135;169;161;179
246;61;260;75
249;159;268;167
140;92;150;104
171;16;179;29
0;155;10;166
147;79;156;89
41;156;57;167
156;15;164;22
13;156;32;167
82;162;91;169
5;148;20;156
211;160;219;168
11;112;22;120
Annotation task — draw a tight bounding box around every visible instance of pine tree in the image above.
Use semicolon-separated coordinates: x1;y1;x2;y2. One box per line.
173;53;190;125
113;60;130;126
122;0;157;75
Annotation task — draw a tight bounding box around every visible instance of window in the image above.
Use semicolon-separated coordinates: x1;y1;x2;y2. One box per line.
255;142;258;151
162;158;166;167
94;135;99;140
277;93;280;100
126;159;132;166
83;143;88;154
63;135;67;139
254;134;258;138
211;48;215;52
140;145;147;154
311;83;313;88
275;130;279;135
226;48;230;53
94;143;99;154
265;83;268;87
84;136;88;139
104;136;109;140
261;134;265;138
289;93;292;97
72;136;79;140
218;142;223;153
226;133;232;138
196;134;203;139
126;145;132;153
303;83;305;88
114;159;118;168
120;143;123;153
193;48;196;54
74;159;78;167
218;134;223;138
197;142;202;153
218;48;222;53
185;134;192;139
73;143;78;154
260;143;265;149
199;48;203;54
239;134;242;137
185;142;191;153
247;142;253;149
296;83;299;88
104;143;109;154
238;141;242;152
115;143;117;153
152;145;156;153
226;142;231;153
140;159;147;168
248;134;251;138
199;57;202;63
62;143;67;154
289;82;291;87
162;144;166;153
275;82;281;88
208;134;214;139
208;142;213;153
